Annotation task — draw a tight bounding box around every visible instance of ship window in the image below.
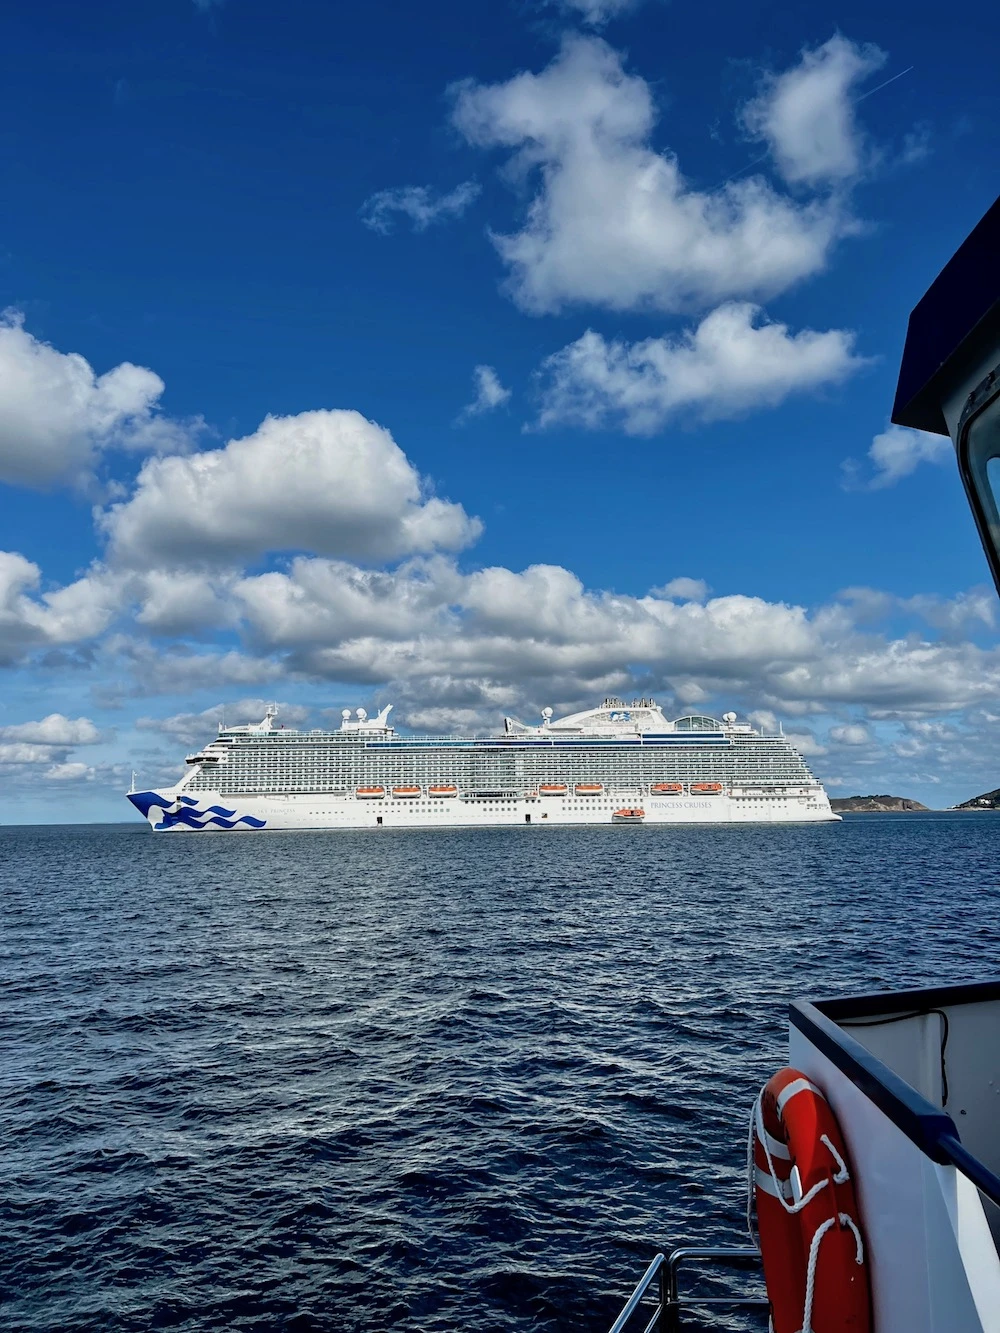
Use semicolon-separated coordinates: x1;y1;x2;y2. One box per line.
673;715;722;731
959;367;1000;596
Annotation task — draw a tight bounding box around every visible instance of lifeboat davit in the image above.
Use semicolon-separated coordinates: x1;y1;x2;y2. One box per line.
575;783;603;795
612;807;645;822
539;784;567;796
356;786;385;799
752;1068;871;1333
428;785;457;797
651;782;684;794
690;781;723;794
392;786;421;798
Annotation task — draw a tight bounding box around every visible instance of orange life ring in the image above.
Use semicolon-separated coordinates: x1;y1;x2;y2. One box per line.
752;1067;871;1333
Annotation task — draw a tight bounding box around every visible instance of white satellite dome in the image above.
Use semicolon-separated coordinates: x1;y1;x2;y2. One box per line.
357;708;367;721
341;708;352;720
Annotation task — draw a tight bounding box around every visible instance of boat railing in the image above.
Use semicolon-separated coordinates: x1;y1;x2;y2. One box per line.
607;1246;767;1332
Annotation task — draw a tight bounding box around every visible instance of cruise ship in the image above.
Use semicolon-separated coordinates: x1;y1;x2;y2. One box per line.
126;698;838;830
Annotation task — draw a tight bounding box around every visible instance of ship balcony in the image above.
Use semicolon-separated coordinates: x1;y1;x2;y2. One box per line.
790;981;1000;1333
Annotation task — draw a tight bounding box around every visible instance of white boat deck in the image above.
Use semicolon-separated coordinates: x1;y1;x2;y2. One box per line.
790;982;1000;1333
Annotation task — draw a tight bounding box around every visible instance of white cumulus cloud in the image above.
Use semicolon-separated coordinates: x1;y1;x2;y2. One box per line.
451;35;853;314
43;762;95;782
900;589;995;636
742;36;887;187
233;556;822;699
854;424;952;489
101;409;481;570
654;577;711;602
0;551;121;665
829;722;872;745
360;181;480;234
458;365;512;421
786;730;829;757
0;311;201;488
106;637;288;697
133;570;239;636
536;302;865;432
0;743;60;765
0;714;102;745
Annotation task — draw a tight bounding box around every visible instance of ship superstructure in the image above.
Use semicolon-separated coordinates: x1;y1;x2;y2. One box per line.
127;698;838;831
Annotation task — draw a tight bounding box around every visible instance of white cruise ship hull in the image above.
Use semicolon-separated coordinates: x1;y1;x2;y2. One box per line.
128;700;840;831
127;788;839;831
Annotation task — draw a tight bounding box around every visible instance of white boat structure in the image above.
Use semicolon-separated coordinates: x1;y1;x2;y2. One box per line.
608;196;1000;1331
612;986;1000;1332
126;699;838;831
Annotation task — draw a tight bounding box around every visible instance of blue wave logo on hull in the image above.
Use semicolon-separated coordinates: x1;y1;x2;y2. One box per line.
128;791;266;830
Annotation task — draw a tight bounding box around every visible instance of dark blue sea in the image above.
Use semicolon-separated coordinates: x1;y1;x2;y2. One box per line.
2;814;999;1332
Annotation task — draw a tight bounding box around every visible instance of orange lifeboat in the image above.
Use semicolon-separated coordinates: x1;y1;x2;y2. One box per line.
651;782;684;794
612;807;645;822
575;783;603;795
691;781;723;794
539;784;567;796
392;786;421;798
753;1068;871;1333
356;786;385;799
428;785;457;797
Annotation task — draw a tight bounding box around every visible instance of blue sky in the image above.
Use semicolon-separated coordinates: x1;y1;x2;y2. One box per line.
2;0;1000;820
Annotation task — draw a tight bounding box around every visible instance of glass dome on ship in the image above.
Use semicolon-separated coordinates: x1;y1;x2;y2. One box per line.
126;696;838;831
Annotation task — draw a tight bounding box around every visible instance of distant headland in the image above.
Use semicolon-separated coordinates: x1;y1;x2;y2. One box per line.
952;787;1000;810
830;795;930;813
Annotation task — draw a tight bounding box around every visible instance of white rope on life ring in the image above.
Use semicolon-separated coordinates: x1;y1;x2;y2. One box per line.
748;1085;866;1333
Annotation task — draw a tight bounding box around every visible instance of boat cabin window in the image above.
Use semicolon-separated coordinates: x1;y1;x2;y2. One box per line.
959;368;1000;593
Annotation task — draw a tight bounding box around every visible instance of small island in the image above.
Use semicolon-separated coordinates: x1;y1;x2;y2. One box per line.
953;787;1000;810
830;794;930;813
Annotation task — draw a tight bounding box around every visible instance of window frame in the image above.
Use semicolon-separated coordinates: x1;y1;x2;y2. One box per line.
957;360;1000;596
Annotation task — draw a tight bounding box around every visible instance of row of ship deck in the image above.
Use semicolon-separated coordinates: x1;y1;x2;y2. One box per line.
252;780;813;800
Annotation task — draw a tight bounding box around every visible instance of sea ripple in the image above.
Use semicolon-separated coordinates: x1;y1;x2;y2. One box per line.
2;814;999;1331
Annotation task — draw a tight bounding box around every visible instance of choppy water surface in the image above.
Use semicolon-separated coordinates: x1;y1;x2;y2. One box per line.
2;814;1000;1331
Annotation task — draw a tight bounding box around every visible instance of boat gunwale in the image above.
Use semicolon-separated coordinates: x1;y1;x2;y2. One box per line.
790;984;1000;1205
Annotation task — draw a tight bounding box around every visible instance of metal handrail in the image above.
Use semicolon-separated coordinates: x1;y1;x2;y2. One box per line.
940;1134;1000;1209
608;1245;767;1333
663;1247;767;1332
607;1253;666;1333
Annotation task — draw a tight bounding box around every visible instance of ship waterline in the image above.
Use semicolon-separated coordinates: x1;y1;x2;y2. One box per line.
127;698;840;831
